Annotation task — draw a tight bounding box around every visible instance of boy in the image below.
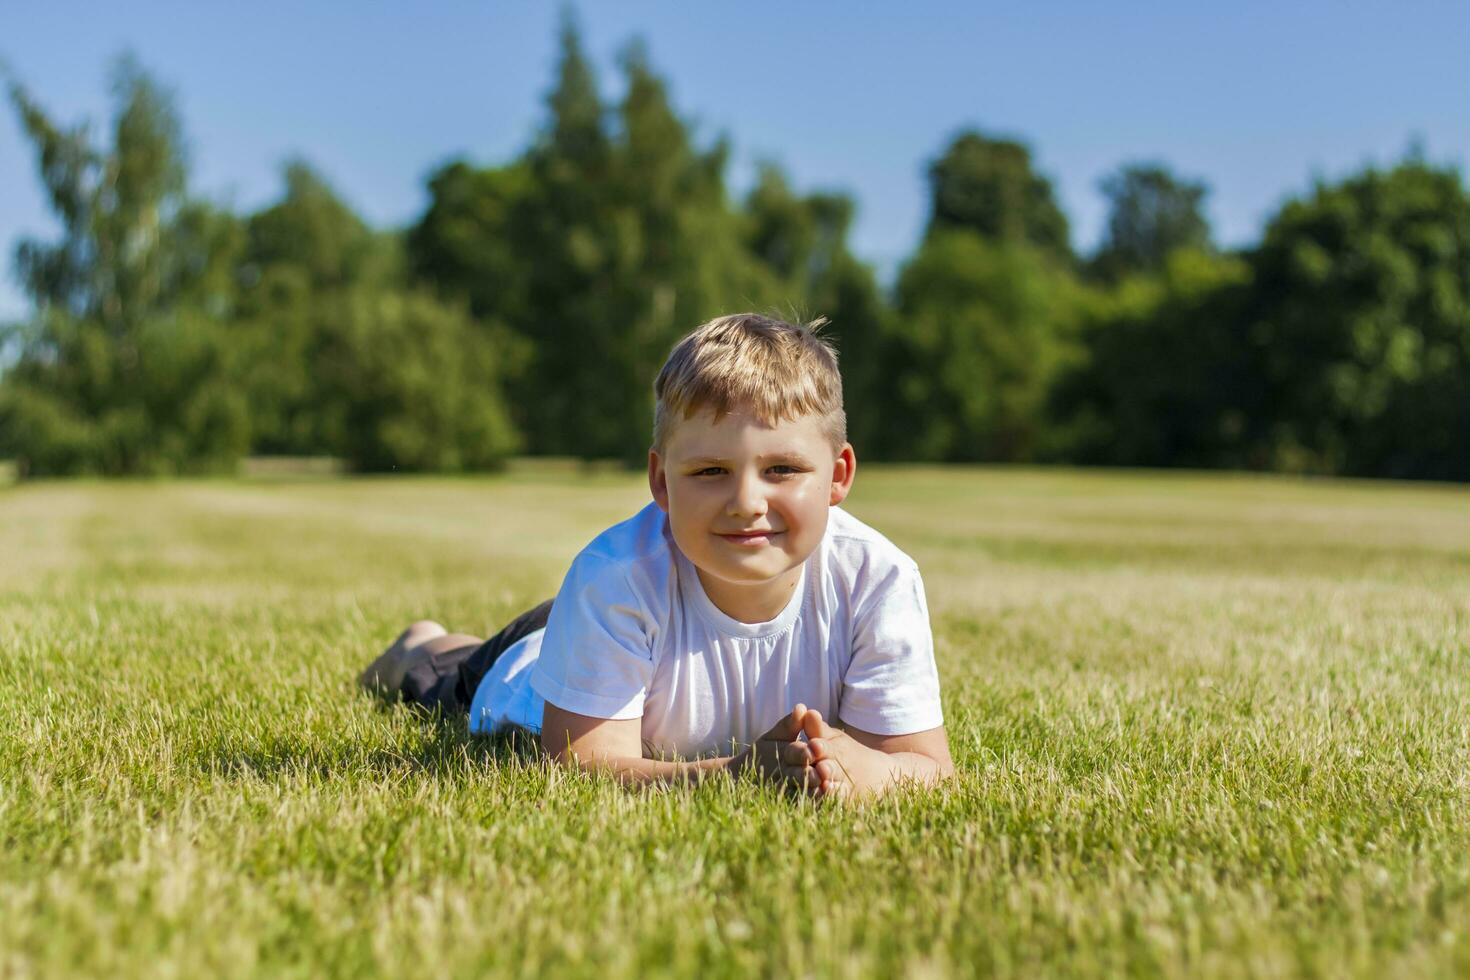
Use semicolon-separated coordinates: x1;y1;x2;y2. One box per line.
359;313;953;799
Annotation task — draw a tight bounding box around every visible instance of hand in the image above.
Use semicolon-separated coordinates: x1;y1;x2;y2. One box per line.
802;709;888;801
731;703;821;796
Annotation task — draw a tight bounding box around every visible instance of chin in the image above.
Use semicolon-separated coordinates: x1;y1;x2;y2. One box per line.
732;555;799;581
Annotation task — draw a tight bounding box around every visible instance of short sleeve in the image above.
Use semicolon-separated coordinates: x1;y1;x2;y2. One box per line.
529;554;654;720
839;560;944;735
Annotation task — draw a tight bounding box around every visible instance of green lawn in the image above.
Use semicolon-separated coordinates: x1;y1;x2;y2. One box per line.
3;465;1469;978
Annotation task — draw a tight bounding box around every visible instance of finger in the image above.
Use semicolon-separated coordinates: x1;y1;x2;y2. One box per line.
761;703;808;742
778;741;814;766
810;736;844;763
815;759;848;801
801;708;835;741
781;764;822;793
817;779;849;803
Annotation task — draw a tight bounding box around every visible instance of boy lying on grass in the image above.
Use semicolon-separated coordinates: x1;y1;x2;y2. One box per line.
359;313;954;800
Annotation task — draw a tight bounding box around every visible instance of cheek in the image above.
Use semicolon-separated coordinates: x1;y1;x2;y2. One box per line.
780;483;829;530
667;486;716;539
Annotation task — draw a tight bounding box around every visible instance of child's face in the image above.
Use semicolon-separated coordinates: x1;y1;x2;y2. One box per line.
648;406;856;619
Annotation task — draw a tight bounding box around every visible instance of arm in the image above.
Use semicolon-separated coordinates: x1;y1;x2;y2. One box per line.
541;701;821;791
828;555;950;799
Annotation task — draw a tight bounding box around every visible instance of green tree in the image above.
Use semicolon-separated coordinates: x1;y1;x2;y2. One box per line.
407;159;534;330
410;21;772;462
884;230;1080;462
926;130;1072;260
741;164;891;452
0;57;248;476
1050;250;1259;467
309;288;520;472
246;160;385;287
603;41;769;462
512;13;622;456
237;161;520;470
1246;158;1470;478
234;160;389;454
1089;162;1213;282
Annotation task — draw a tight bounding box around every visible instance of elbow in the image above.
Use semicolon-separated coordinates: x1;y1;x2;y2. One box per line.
540;730;581;768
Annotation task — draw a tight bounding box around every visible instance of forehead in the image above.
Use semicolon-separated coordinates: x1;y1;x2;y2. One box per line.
666;407;830;459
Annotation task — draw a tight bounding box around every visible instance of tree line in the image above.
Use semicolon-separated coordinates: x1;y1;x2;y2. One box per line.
4;21;1469;481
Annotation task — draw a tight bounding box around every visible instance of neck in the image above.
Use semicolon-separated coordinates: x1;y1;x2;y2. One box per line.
696;564;803;624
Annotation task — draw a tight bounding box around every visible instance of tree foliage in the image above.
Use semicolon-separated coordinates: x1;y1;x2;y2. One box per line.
1;58;248;476
308;288;520;472
1051;250;1258;467
926;130;1072;261
885;230;1081;462
409;18;774;463
1090;162;1213;282
237;161;519;471
740;164;890;450
7;35;1470;483
1246;160;1470;478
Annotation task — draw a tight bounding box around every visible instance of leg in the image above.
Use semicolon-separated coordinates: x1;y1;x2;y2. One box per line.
398;632;485;713
358;600;552;716
359;620;483;702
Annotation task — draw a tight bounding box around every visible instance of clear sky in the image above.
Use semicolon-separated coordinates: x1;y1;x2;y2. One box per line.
3;2;1467;319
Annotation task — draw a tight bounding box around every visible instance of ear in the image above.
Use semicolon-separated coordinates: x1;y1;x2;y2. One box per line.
829;443;857;506
648;448;670;513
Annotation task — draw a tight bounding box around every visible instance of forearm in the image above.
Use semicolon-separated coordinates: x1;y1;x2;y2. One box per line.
551;749;738;788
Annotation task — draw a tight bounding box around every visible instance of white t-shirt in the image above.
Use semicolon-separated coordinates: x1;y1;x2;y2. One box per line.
467;501;943;759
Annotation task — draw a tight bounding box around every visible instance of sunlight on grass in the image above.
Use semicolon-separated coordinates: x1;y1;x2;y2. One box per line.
2;466;1468;978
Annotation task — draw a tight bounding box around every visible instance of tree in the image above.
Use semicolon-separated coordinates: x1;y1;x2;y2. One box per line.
1089;162;1213;282
233;161;385;454
1050;250;1259;467
246;160;384;288
309;288;520;472
237;160;520;470
1246;159;1470;478
883;230;1080;462
407;159;534;329
0;57;248;476
602;40;761;463
879;128;1082;462
926;130;1072;260
509;12;623;457
410;21;774;462
741;164;891;452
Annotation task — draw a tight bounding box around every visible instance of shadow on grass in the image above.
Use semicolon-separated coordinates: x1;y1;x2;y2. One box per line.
204;706;544;782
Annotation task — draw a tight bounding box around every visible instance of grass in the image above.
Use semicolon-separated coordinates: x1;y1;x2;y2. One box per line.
2;463;1469;978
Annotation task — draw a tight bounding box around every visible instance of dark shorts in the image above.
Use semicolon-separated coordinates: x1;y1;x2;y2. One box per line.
399;599;554;715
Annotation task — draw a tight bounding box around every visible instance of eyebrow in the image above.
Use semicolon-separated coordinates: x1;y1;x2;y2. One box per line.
682;453;817;467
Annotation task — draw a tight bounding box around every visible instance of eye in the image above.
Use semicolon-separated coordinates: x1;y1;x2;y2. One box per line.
768;464;802;476
693;467;725;477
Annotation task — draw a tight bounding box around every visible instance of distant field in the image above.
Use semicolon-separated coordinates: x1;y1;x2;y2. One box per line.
3;465;1469;978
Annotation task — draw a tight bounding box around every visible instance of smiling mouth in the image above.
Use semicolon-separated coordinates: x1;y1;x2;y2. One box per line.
718;530;783;542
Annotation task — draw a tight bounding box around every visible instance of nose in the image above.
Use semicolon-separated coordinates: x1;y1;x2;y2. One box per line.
726;467;768;520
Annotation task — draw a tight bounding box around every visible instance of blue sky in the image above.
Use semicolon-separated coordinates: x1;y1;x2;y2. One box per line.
3;2;1467;319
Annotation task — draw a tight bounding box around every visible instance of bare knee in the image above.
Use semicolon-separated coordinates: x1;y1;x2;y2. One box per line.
398;620;447;653
418;633;485;656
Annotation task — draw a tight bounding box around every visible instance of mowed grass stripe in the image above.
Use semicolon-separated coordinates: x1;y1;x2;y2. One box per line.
1;466;1468;978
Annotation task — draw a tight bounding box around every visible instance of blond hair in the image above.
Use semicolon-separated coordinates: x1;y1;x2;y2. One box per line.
652;313;847;453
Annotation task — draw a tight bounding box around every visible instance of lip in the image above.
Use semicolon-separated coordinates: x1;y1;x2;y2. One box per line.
716;530;783;546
